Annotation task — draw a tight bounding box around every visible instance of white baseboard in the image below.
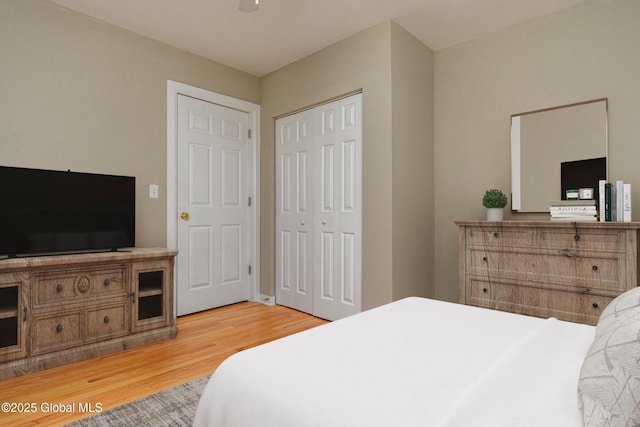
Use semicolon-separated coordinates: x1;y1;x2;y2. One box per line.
258;294;275;306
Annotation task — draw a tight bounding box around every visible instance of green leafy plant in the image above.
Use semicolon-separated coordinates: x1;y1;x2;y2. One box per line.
482;189;508;208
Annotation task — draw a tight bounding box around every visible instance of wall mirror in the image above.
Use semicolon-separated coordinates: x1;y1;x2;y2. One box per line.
511;98;608;212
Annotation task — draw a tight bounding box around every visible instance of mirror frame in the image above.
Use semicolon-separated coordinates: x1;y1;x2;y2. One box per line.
511;98;608;212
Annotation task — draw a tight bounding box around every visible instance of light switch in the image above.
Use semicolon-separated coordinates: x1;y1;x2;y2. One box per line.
149;184;159;199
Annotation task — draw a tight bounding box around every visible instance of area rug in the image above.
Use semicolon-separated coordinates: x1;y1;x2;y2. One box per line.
65;374;211;427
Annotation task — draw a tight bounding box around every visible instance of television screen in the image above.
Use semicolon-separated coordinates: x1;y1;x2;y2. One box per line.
560;157;607;201
0;166;135;257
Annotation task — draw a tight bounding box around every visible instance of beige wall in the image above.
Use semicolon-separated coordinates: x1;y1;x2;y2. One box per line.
0;0;260;249
390;23;435;300
260;22;435;308
260;22;395;309
434;0;640;302
7;0;633;313
1;1;434;311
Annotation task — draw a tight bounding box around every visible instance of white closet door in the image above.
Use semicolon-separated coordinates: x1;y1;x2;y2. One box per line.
275;93;362;321
313;95;362;320
275;109;314;314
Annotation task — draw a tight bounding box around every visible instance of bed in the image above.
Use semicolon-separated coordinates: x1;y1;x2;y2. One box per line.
194;292;640;427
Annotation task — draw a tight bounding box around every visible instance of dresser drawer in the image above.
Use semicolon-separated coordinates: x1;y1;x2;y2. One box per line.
33;266;126;306
86;303;128;342
467;277;613;325
32;310;83;355
466;227;535;248
468;248;626;292
537;228;626;252
458;221;640;326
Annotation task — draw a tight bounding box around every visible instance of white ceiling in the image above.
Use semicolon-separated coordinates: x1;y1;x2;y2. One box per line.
48;0;593;77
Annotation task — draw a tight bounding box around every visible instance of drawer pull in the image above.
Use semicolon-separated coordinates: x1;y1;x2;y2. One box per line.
56;324;63;333
23;307;27;321
104;316;110;324
592;303;599;309
592;265;599;271
56;284;63;292
104;279;110;286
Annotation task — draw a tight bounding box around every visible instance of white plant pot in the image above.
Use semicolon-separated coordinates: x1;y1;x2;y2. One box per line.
486;208;504;221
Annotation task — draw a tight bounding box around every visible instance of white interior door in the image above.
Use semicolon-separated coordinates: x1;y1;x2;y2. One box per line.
275;109;314;314
275;93;362;321
312;95;362;320
176;94;251;315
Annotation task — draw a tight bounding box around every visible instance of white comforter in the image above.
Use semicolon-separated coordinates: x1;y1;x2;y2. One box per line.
193;297;595;427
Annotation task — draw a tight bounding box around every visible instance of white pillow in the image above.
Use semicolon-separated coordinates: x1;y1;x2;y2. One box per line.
597;286;640;333
578;286;640;426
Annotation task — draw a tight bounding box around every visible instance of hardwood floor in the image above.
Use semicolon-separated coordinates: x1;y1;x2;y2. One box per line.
0;302;328;426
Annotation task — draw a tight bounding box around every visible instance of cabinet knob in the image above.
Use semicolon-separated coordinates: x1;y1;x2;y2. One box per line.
104;316;110;324
592;265;598;271
493;232;499;238
56;324;63;333
574;234;580;241
482;256;488;262
592;303;599;309
482;288;488;293
56;284;63;292
104;278;110;286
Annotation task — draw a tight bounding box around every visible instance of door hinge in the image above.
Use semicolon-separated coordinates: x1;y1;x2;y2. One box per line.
248;265;252;275
248;128;252;139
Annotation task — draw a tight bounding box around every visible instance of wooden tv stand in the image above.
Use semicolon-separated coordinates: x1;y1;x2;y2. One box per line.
0;248;177;380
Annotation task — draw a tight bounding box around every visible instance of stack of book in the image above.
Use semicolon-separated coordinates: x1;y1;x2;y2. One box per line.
599;180;632;222
549;200;598;221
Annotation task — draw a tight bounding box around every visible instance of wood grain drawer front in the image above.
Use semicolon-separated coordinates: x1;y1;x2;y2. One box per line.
87;303;128;342
34;267;126;306
32;311;83;355
466;227;535;248
468;249;625;291
467;278;612;325
538;229;626;252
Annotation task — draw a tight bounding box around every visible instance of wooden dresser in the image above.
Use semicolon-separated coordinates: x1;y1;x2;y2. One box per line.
456;221;640;325
0;248;177;379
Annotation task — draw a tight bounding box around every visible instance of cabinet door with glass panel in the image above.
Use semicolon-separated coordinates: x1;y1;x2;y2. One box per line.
131;260;173;333
0;273;29;362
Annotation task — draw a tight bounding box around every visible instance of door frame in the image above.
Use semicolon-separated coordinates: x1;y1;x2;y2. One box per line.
166;80;261;310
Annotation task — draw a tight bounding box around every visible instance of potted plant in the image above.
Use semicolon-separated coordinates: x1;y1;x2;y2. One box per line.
482;189;508;221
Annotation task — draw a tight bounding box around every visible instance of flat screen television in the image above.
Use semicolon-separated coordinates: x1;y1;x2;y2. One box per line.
560;157;607;201
0;166;135;257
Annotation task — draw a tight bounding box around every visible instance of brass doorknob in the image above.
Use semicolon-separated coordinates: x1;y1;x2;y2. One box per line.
180;212;190;221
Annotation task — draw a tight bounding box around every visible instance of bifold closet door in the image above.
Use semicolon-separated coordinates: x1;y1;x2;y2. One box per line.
275;93;362;321
275;108;314;315
312;96;362;320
